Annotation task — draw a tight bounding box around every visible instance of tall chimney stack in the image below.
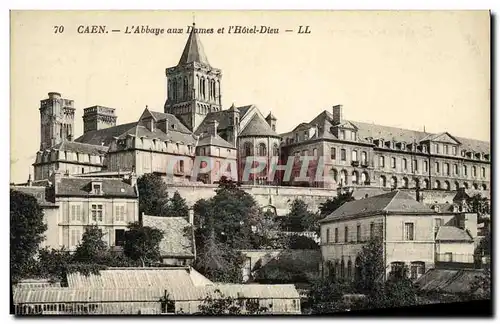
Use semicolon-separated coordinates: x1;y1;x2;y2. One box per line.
332;105;343;125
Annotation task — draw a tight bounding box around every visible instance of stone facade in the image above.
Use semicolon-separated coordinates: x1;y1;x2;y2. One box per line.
319;191;476;281
280;105;490;192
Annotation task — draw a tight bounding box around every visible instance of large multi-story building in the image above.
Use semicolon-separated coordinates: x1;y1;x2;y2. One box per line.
319;190;477;281
31;24;489;192
32;24;278;184
280;105;490;191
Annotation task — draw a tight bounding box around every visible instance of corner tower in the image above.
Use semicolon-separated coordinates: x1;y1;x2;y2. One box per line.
164;23;222;132
39;92;75;150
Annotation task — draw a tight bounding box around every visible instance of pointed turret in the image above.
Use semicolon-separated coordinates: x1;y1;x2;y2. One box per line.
178;23;210;66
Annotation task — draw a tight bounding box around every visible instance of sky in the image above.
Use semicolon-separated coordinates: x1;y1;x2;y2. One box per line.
10;10;490;183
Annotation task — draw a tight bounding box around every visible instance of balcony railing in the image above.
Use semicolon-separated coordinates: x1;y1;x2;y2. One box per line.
351;161;360;167
435;253;474;264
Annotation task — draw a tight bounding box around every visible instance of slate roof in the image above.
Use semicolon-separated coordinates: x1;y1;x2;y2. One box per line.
197;133;235;149
281;109;490;154
321;190;434;222
147;110;192;134
195;111;232;135
178;24;210;66
56;177;137;198
239;113;280;138
49;140;108;156
118;125;197;145
75;122;138;146
10;185;58;207
142;215;195;258
435;226;473;242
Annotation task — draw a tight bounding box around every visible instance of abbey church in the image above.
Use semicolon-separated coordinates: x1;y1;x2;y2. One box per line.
33;24;280;185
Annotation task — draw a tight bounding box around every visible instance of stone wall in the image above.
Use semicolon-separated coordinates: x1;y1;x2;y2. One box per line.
164;184;337;215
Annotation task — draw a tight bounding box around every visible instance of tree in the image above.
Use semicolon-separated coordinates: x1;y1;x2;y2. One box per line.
123;222;163;267
467;194;490;215
307;277;353;314
137;174;170;216
194;232;244;283
354;237;384;295
369;267;417;308
166;191;189;217
35;247;73;282
469;267;491;300
288;234;319;250
284;199;319;233
318;192;355;217
198;289;268;315
73;225;108;263
250;209;287;249
10;190;47;282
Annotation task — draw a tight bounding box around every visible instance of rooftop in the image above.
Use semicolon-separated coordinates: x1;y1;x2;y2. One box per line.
321;190;434;222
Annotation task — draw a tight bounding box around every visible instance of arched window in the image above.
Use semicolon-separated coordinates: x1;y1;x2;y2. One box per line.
391;176;397;189
481;167;486;178
444;181;450;191
340;170;348;186
454;181;460;191
351;150;358;162
347;259;353;280
473;183;479;190
352;171;359;184
361;172;368;185
434;180;441;189
463;165;468;176
258;143;267;156
423;179;429;189
313;148;318;157
472;166;477;177
354;257;362;282
402;177;409;188
340;259;345;278
361;151;368;164
414;178;420;189
273;144;279;156
482;184;487;191
464;182;469;189
379;175;386;187
183;77;188;99
402;158;407;170
244;142;252;156
410;261;425;280
331;169;338;182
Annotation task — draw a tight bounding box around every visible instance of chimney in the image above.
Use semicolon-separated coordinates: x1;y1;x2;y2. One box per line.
27;174;33;187
188;208;194;225
332;105;343;125
210;120;219;136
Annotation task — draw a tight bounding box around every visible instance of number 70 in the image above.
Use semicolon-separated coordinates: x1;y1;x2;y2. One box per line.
53;26;64;33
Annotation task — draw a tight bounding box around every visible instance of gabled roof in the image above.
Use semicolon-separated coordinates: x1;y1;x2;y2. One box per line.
49;140;109;156
197;133;235;149
178;24;210;66
195;110;232;135
56;177;137;198
118;124;197;145
140;109;192;134
435;226;473;242
321;190;434;222
75;122;138;146
239;113;280;138
142;215;195;258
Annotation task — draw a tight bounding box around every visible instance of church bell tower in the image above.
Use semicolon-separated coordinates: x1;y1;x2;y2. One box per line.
164;23;222;132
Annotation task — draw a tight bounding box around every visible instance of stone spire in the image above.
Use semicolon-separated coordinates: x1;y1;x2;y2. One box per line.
178;23;210;66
